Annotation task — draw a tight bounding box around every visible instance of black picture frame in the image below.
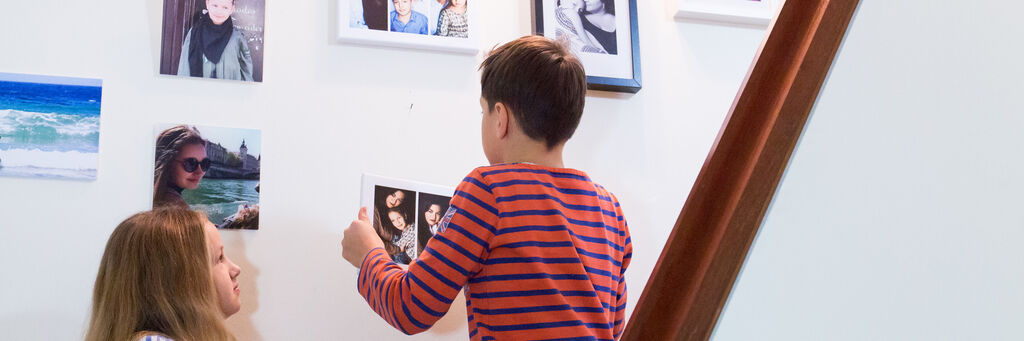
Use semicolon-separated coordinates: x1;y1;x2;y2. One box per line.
532;0;642;93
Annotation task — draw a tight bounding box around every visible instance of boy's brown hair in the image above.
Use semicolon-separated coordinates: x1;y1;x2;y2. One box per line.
480;36;587;149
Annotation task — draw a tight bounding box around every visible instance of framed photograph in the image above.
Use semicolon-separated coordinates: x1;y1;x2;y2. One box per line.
338;0;479;55
533;0;642;93
675;0;780;26
0;72;102;181
159;0;266;82
153;124;262;230
360;174;455;265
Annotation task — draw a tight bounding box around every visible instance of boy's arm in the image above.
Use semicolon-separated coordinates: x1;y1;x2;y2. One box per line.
612;196;633;339
344;170;498;335
613;230;632;338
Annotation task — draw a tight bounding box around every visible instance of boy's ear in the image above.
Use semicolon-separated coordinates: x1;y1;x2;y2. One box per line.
494;102;511;139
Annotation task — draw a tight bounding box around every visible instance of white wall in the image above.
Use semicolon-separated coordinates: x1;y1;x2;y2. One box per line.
0;0;768;339
714;1;1024;340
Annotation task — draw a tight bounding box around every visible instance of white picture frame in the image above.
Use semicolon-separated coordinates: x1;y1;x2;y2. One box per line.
337;0;479;55
360;173;455;266
675;0;779;26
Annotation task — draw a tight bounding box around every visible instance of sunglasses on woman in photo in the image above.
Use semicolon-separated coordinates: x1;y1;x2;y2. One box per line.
177;157;212;173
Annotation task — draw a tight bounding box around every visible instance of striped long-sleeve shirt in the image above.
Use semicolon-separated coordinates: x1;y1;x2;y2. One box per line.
358;163;633;340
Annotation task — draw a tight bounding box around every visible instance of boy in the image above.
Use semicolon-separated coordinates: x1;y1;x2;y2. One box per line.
390;0;428;35
342;36;632;340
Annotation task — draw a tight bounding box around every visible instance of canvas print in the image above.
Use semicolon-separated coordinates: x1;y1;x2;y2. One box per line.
340;0;477;54
0;72;102;180
361;174;454;265
159;0;266;82
534;0;642;93
154;124;261;230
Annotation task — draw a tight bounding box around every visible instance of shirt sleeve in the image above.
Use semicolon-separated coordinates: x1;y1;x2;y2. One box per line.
438;11;450;36
613;197;633;339
357;169;498;335
237;32;253;82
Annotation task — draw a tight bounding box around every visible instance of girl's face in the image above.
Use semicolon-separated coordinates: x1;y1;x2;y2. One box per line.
584;0;604;12
385;190;405;208
452;0;466;7
394;0;412;15
206;0;235;25
424;204;441;226
205;221;242;317
173;143;207;190
389;211;408;231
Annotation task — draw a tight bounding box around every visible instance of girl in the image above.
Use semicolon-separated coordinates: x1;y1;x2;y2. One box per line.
436;0;468;38
85;208;242;341
154;125;209;209
387;208;418;262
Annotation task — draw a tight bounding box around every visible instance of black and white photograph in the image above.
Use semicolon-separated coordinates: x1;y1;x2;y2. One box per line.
551;0;619;55
534;0;642;93
361;174;455;265
159;0;266;82
339;0;478;54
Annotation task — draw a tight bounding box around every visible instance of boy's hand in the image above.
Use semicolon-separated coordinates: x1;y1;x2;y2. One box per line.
342;207;385;268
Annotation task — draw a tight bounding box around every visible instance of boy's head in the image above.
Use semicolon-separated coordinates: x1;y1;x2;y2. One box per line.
206;0;236;25
479;36;586;163
393;0;412;16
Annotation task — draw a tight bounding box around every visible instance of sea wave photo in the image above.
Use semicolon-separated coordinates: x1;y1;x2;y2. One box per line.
0;73;102;180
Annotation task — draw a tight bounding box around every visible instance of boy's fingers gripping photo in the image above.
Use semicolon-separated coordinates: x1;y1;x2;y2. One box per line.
342;207;384;268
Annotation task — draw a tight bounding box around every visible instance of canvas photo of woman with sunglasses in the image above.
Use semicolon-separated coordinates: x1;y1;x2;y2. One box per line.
154;124;262;230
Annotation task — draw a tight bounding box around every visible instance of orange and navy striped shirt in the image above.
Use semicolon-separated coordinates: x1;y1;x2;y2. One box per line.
358;163;633;340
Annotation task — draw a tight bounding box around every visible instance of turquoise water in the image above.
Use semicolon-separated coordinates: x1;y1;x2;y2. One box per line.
0;80;101;153
0;77;102;180
183;179;260;224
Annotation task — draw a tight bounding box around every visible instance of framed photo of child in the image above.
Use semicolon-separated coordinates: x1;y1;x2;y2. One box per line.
159;0;266;82
338;0;479;54
532;0;642;93
675;0;782;27
360;174;454;265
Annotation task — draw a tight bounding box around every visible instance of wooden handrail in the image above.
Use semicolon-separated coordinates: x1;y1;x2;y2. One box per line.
620;0;860;340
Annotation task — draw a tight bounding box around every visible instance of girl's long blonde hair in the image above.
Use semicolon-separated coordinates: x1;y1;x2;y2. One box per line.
85;208;235;341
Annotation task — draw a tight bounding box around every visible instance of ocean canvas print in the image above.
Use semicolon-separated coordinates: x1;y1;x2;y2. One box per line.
0;72;102;180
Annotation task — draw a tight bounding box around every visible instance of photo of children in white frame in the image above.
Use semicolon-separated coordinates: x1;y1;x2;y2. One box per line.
340;0;478;54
